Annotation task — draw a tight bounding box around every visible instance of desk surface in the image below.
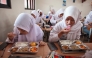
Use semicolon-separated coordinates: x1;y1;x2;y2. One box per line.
0;42;92;58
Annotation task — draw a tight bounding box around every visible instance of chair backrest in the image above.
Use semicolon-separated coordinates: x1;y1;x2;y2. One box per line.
89;28;92;42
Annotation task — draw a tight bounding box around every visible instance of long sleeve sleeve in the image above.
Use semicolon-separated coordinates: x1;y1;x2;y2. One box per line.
6;27;18;43
49;22;62;42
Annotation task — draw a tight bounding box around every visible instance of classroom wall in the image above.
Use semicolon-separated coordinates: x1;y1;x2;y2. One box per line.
0;0;35;42
0;0;92;42
36;0;92;17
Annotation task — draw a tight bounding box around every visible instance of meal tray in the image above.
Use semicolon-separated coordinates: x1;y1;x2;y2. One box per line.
58;40;89;53
9;42;39;54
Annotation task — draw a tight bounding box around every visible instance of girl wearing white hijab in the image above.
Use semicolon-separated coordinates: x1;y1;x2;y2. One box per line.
50;8;64;26
6;11;45;45
49;6;83;42
36;10;46;26
83;11;92;35
48;8;55;19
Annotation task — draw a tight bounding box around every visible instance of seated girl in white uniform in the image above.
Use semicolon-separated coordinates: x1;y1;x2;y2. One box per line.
49;6;83;42
50;8;64;26
6;10;45;45
36;10;46;26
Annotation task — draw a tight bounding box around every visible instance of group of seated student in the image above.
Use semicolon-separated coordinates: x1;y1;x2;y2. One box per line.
5;6;92;58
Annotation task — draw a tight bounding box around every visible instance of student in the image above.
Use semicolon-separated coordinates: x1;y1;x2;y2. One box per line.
83;11;92;35
50;8;64;26
36;10;46;26
48;8;55;19
49;6;83;42
6;11;45;45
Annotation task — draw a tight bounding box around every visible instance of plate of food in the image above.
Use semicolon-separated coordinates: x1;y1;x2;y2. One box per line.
9;42;39;54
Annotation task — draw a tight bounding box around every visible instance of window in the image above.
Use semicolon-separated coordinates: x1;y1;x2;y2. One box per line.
0;0;11;8
24;0;35;10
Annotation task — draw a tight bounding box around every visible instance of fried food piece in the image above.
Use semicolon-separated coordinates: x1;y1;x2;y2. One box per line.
75;40;82;44
30;42;36;46
62;45;69;50
30;47;37;52
79;45;86;49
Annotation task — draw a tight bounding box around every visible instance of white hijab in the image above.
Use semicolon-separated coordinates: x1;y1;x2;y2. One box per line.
50;8;55;14
14;13;41;42
60;6;83;40
48;9;55;19
36;10;44;23
85;11;92;24
54;8;64;20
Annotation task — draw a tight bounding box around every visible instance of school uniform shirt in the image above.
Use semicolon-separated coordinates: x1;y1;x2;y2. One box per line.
84;11;92;25
6;12;44;43
49;6;83;42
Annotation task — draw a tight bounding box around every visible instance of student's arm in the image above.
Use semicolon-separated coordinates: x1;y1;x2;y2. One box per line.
6;27;18;43
49;22;70;42
49;23;62;42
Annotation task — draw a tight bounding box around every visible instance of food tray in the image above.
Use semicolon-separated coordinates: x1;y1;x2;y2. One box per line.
59;40;89;53
9;42;39;54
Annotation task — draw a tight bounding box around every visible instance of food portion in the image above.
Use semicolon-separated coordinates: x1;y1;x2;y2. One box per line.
66;25;71;30
18;47;29;52
79;45;87;49
74;40;82;45
62;45;69;50
30;47;38;52
30;42;37;46
70;45;79;50
11;47;18;53
60;40;72;45
15;42;28;47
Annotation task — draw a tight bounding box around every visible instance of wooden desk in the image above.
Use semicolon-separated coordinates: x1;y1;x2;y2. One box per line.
0;43;49;58
1;43;92;58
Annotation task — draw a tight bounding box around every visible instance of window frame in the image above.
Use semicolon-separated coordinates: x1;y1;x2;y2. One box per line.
25;0;35;10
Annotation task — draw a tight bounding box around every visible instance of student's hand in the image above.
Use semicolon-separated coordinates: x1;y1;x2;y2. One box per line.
61;28;70;34
58;27;71;38
39;41;46;46
7;32;16;41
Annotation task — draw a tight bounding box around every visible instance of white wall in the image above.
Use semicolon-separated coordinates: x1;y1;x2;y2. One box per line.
0;0;91;42
0;0;34;42
36;0;92;17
